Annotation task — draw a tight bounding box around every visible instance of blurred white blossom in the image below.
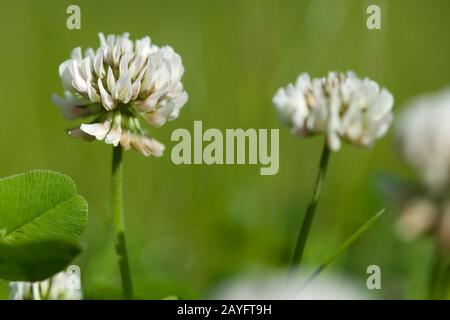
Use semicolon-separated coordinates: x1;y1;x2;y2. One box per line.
9;270;82;300
273;71;394;151
53;32;188;156
211;271;367;300
396;197;438;241
396;197;450;251
397;89;450;194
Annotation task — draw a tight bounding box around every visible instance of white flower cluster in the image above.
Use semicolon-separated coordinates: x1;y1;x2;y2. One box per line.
397;89;450;194
53;32;188;156
273;71;394;151
9;270;82;300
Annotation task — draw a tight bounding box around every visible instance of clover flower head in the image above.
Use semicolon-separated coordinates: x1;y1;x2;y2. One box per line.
397;89;450;194
52;32;189;156
9;270;82;300
273;71;394;151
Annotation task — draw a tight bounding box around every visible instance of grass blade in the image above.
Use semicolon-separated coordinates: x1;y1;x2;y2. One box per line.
300;208;385;290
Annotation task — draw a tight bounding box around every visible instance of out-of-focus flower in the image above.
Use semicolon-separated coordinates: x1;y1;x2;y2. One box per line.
396;197;450;251
397;89;450;194
9;269;82;300
273;71;394;151
52;32;188;156
396;197;438;241
210;271;367;300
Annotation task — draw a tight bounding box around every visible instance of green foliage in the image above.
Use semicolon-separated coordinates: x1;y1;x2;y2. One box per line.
1;0;450;299
0;170;87;281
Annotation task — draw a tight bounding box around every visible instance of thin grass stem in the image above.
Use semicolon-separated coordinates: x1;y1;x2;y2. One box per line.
289;140;331;274
299;209;385;290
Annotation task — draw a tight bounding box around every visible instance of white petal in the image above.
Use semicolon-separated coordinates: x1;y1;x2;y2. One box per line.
68;128;96;141
71;60;88;93
137;82;169;112
130;135;165;157
144;101;176;127
120;132;132;150
167;91;188;120
97;78;115;110
112;75;132;103
113;45;121;65
93;53;105;77
59;61;73;91
81;57;93;82
131;68;146;100
87;83;101;103
85;48;95;61
119;53;132;78
107;67;116;92
99;33;107;46
105;126;122;147
80;122;111;140
143;137;165;157
71;47;82;61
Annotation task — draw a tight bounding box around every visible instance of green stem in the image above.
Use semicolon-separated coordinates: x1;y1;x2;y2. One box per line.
428;245;440;299
442;261;450;299
289;140;331;274
428;244;450;299
112;146;133;299
427;198;450;300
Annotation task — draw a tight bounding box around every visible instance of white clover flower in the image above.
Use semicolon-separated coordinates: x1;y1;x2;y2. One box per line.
9;270;82;300
397;89;450;194
273;71;394;151
52;32;188;156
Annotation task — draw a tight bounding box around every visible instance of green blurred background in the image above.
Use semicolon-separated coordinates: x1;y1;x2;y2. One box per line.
1;0;450;299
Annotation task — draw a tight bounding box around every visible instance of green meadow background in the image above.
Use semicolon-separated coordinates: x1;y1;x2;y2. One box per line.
1;0;450;299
